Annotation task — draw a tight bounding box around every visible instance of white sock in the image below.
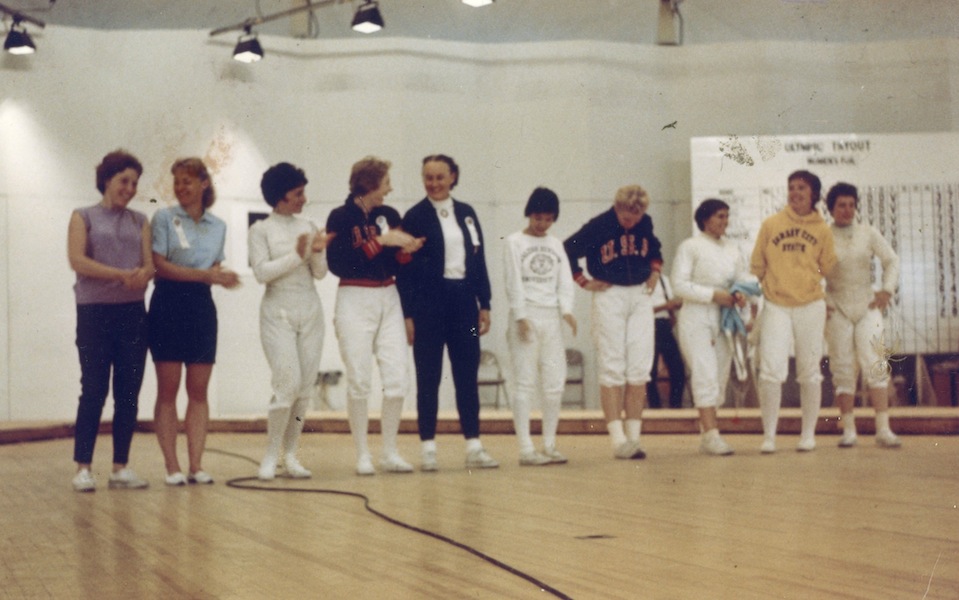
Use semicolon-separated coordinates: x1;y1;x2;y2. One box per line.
541;392;562;452
758;380;782;440
282;397;309;461
607;420;627;447
465;438;482;453
702;428;720;442
799;382;822;442
380;396;404;457
347;395;370;459
422;439;437;454
875;411;891;432
842;412;858;436
625;419;642;443
263;404;291;464
511;392;534;455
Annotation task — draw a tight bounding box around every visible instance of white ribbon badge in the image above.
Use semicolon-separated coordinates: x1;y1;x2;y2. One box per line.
464;216;480;247
172;217;191;249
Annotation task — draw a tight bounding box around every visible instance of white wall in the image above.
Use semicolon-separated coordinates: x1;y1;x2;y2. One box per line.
1;28;956;421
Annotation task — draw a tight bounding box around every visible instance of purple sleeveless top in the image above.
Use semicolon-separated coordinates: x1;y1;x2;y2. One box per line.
73;204;148;305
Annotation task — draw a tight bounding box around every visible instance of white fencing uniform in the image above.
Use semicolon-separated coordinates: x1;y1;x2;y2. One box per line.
673;232;749;408
249;213;327;472
825;222;900;394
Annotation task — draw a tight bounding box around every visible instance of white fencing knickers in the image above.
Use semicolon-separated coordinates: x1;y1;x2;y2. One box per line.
333;284;409;459
677;302;732;408
825;306;890;395
591;284;655;388
756;299;826;444
259;288;324;459
507;306;567;453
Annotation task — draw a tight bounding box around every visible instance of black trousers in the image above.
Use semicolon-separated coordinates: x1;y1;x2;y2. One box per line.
412;280;481;440
647;317;686;409
74;302;148;464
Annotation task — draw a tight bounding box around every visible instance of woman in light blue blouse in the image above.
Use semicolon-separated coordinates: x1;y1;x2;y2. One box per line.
149;157;239;486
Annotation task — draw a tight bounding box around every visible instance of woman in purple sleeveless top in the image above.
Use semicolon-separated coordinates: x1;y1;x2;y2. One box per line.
66;150;154;492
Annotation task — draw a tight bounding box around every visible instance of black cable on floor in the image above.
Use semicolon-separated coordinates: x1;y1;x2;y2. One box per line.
208;448;574;600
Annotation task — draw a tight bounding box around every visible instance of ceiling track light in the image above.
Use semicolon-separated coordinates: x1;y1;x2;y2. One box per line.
351;1;384;34
0;2;46;55
461;0;494;7
233;26;264;63
5;18;35;54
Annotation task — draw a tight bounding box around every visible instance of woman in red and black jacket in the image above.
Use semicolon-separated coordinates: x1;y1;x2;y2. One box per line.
326;156;423;476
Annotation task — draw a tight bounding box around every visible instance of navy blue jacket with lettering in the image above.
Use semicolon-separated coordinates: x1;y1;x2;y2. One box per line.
563;207;663;287
325;196;409;283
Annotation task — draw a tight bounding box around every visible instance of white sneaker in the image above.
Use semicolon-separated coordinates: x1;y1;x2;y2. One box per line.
838;432;858;448
380;454;414;473
542;446;568;464
465;448;499;469
876;429;902;448
796;438;816;453
284;456;312;479
356;454;375;476
760;438;777;454
108;468;149;489
421;450;439;472
614;441;646;460
518;450;552;466
165;472;187;486
72;469;96;492
258;456;277;481
188;471;214;485
700;435;734;456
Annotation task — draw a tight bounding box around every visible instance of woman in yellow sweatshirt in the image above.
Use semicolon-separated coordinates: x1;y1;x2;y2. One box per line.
750;170;837;453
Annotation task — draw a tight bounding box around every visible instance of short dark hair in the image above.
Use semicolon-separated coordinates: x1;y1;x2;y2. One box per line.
524;187;559;219
422;154;459;189
826;182;859;212
694;198;730;231
260;162;308;207
96;150;143;193
788;170;822;207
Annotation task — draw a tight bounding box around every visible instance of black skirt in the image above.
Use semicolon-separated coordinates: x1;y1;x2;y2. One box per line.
148;280;218;364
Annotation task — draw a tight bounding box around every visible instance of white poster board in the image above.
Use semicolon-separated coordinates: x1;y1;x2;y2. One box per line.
691;132;959;355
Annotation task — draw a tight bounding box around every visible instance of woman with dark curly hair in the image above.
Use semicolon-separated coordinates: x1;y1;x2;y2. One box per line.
67;149;153;492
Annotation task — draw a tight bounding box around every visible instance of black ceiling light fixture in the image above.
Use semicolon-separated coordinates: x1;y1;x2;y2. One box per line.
0;2;46;55
232;25;264;63
351;1;384;34
211;0;388;60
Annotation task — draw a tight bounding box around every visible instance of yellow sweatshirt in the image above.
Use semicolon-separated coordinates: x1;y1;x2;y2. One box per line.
750;206;837;306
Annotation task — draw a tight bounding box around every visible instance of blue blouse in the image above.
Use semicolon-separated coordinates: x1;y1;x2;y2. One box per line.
151;205;226;269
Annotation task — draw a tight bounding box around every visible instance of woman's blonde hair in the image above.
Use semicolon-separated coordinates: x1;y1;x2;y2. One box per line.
171;157;216;209
613;185;650;211
350;156;391;196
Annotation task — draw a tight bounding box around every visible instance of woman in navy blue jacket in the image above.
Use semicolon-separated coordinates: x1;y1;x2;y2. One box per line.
397;154;498;471
564;185;663;460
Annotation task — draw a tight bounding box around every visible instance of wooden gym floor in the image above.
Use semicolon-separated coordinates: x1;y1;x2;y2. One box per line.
0;412;957;599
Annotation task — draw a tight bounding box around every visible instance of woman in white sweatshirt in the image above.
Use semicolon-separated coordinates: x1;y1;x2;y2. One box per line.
503;188;577;465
